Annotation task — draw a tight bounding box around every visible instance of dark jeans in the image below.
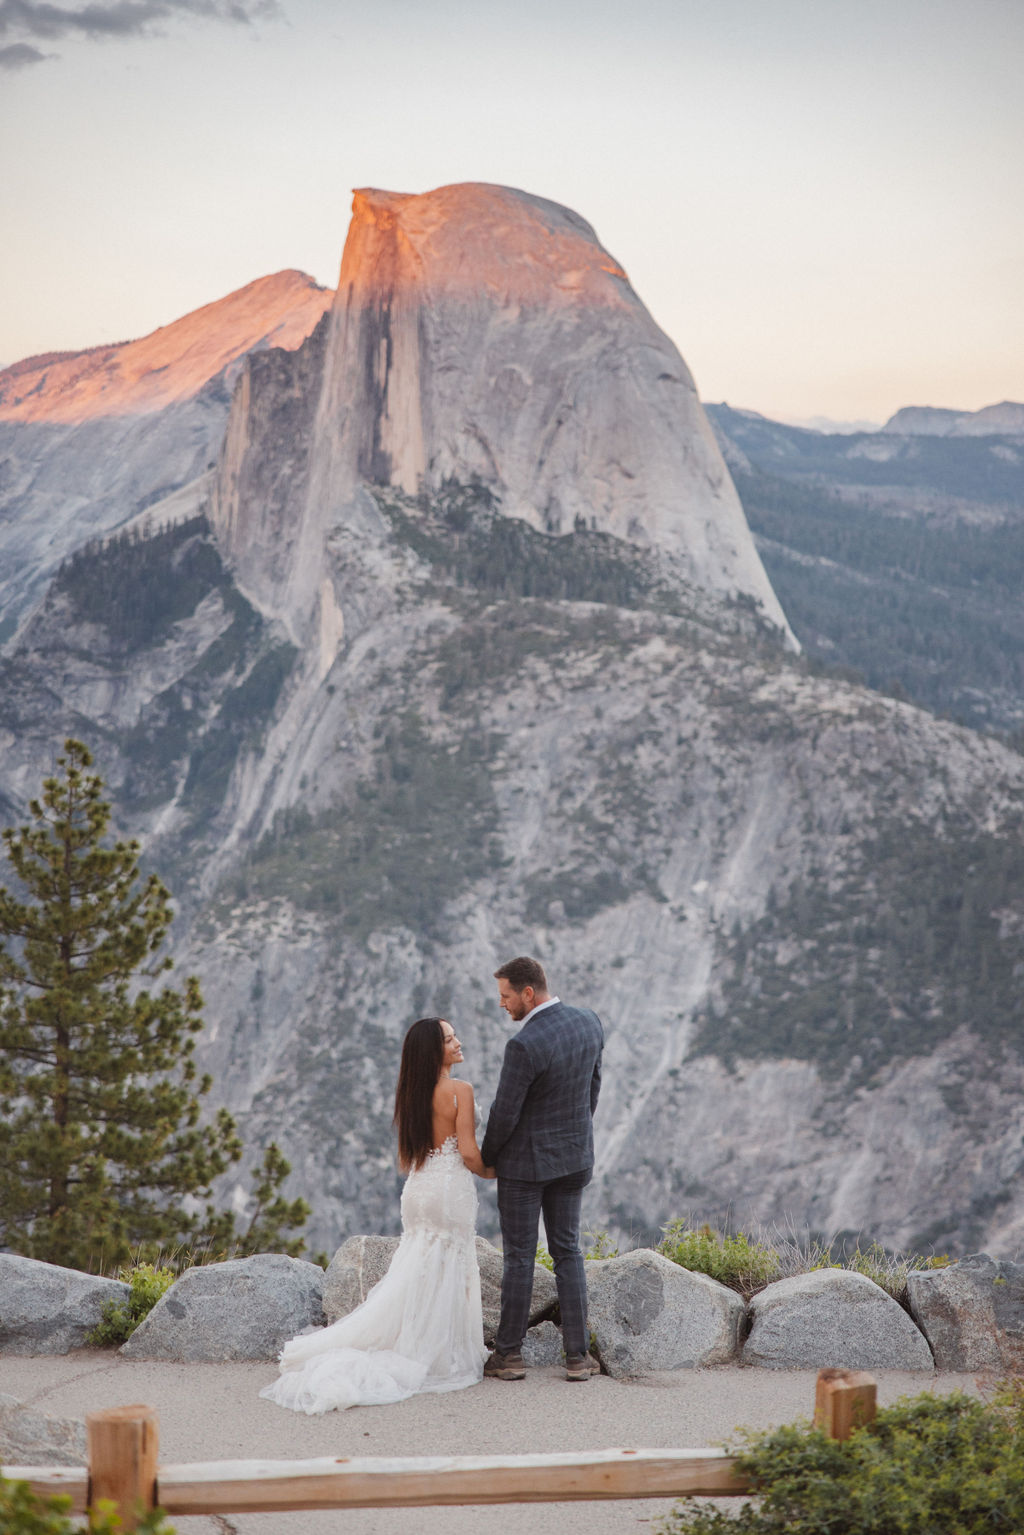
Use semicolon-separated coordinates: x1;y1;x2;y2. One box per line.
495;1166;592;1357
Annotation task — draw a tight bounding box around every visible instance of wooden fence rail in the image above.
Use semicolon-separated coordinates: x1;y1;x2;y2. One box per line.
3;1368;877;1530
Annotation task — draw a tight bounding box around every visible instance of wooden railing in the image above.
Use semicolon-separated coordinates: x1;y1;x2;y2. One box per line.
4;1368;877;1530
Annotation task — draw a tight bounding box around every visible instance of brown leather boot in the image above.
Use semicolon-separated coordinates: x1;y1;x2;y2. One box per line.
565;1352;601;1381
483;1349;526;1381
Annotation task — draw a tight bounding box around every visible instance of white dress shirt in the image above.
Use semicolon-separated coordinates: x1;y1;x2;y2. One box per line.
519;996;560;1027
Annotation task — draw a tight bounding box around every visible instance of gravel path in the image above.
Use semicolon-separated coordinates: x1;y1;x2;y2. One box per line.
1;1353;984;1535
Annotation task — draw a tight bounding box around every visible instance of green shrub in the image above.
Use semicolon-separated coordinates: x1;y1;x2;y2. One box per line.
657;1221;781;1298
535;1229;619;1271
87;1262;176;1346
819;1240;950;1303
656;1220;949;1305
657;1389;1024;1533
0;1479;174;1533
584;1229;619;1260
535;1218;950;1305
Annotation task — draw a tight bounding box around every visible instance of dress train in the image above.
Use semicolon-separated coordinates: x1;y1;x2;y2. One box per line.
260;1137;486;1414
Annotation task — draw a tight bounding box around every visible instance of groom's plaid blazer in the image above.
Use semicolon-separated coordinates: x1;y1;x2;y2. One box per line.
480;1001;604;1180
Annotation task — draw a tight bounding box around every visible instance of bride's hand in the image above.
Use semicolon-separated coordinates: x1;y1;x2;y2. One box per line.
454;1080;496;1178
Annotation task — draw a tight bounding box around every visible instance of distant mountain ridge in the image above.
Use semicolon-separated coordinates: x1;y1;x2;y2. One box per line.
0;271;332;425
707;401;1024;736
882;401;1024;437
0;271;332;644
783;414;882;436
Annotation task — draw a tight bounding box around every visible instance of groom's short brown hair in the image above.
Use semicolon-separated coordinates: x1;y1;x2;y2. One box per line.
494;955;547;993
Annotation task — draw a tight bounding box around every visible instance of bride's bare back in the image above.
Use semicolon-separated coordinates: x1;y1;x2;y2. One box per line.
432;1023;494;1178
430;1076;459;1147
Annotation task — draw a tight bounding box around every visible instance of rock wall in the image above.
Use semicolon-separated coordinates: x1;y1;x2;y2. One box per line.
4;1251;1021;1380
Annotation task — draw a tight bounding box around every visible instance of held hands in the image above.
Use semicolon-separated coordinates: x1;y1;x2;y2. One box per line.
459;1146;496;1178
454;1079;494;1178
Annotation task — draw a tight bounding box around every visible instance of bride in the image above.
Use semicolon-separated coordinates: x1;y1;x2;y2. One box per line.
260;1017;494;1414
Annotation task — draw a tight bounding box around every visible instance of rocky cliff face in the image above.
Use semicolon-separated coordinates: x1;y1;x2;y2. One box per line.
212;184;792;651
0;271;332;642
0;271;332;426
2;187;1023;1261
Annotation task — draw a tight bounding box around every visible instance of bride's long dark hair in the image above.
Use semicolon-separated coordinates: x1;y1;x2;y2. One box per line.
394;1016;445;1172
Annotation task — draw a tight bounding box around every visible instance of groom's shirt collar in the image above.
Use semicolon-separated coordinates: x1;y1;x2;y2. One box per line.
520;996;560;1027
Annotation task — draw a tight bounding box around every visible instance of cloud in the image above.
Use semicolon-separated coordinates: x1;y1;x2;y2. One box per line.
0;0;280;65
0;38;49;64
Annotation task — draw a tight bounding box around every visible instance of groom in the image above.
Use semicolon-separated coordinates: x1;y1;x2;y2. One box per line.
480;955;604;1383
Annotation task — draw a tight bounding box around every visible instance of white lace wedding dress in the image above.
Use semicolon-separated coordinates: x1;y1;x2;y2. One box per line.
260;1135;486;1414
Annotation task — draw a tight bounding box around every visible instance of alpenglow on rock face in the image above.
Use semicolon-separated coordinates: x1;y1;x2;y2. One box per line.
0;270;332;639
0;270;333;427
213;182;792;649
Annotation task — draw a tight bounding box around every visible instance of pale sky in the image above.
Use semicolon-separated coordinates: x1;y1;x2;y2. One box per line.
2;0;1022;424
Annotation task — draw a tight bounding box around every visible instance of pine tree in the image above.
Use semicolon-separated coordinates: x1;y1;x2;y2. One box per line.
197;1142;312;1262
0;739;306;1271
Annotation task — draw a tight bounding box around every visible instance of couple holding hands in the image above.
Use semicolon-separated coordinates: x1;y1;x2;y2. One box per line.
261;955;604;1414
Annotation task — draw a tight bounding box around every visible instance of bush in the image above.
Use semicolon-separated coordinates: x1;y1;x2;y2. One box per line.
536;1229;619;1270
87;1262;176;1346
585;1230;620;1260
655;1220;949;1305
657;1221;781;1298
0;1479;174;1532
824;1240;950;1303
657;1388;1024;1533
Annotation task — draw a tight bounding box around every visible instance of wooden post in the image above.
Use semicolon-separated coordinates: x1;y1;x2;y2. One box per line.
86;1404;159;1532
814;1369;877;1440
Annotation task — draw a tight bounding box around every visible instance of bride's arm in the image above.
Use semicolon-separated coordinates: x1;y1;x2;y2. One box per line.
454;1080;495;1178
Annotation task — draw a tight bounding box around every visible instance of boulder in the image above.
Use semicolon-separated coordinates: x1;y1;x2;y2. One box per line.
323;1236;399;1323
586;1250;744;1377
120;1254;324;1362
0;1254;129;1355
743;1269;933;1369
323;1235;558;1343
906;1253;1024;1371
0;1393;87;1465
522;1320;566;1368
475;1238;558;1344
